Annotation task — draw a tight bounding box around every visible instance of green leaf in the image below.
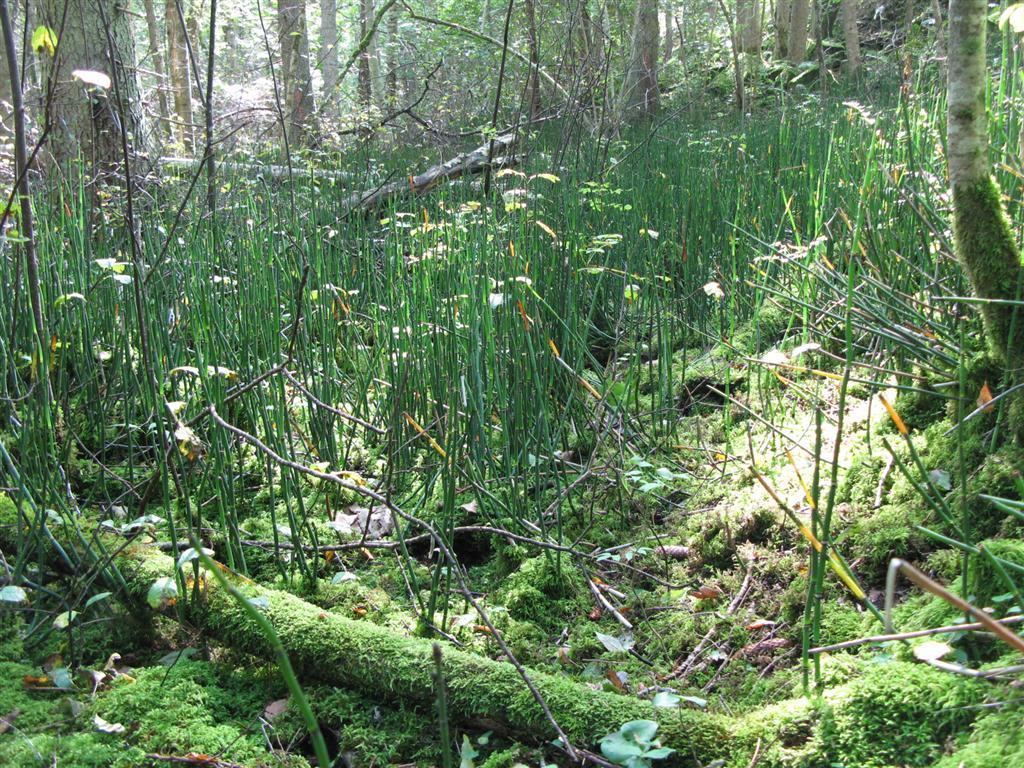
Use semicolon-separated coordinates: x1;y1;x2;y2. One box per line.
53;610;79;630
49;666;73;689
620;719;659;744
596;631;635;654
146;577;178;610
84;591;112;609
176;547;214;570
331;571;358;584
600;733;645;763
459;734;479;768
652;691;680;708
0;585;28;604
31;25;57;56
644;747;676;760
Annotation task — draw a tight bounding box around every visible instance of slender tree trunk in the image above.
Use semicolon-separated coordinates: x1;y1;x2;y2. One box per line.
143;0;170;143
840;0;861;75
663;8;675;61
717;0;745;111
774;0;791;58
43;0;148;172
386;8;399;108
320;0;338;110
524;0;541;119
947;0;1024;390
622;0;659;120
166;0;194;149
0;0;11;131
904;0;915;43
279;0;315;145
675;14;686;64
931;0;946;79
357;0;373;111
481;0;492;30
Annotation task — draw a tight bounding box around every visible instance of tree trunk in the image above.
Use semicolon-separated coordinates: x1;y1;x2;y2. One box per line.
622;0;659;120
675;14;686;64
774;0;791;58
43;0;148;173
320;0;338;110
947;0;1024;389
737;0;762;54
166;0;194;150
142;0;170;143
663;9;675;61
787;0;810;62
386;8;399;108
524;0;541;120
840;0;861;75
931;0;946;79
357;0;374;111
279;0;315;145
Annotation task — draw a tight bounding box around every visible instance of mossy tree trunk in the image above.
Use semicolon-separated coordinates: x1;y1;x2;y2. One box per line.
948;0;1024;392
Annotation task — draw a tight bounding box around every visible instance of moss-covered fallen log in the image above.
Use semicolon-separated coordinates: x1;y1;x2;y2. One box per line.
0;506;995;768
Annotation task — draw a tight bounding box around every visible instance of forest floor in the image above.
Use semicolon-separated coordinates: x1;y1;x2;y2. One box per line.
2;101;1024;767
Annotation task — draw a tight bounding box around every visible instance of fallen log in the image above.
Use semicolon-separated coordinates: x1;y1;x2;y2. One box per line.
1;507;728;764
161;157;356;183
342;133;518;211
0;504;993;767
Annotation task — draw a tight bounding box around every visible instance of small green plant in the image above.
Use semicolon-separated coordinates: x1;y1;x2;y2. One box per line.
599;720;675;768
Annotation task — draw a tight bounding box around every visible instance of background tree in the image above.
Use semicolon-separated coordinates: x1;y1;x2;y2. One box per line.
43;0;148;172
622;0;659;120
787;0;810;63
840;0;860;75
279;0;314;144
167;0;194;149
320;0;338;112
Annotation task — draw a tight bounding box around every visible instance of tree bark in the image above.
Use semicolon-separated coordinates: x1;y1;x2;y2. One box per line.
386;7;399;108
663;8;675;61
357;0;374;111
524;0;541;120
774;0;791;58
947;0;1024;386
622;0;659;120
42;0;148;173
840;0;861;75
279;0;315;145
737;0;762;55
166;0;194;150
320;0;338;111
142;0;170;143
787;0;810;62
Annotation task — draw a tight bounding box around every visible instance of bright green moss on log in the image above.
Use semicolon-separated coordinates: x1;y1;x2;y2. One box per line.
0;509;997;767
0;509;730;765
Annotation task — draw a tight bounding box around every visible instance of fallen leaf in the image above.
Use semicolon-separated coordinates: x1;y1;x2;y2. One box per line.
913;640;953;662
263;698;289;720
689;585;724;601
978;382;995;413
